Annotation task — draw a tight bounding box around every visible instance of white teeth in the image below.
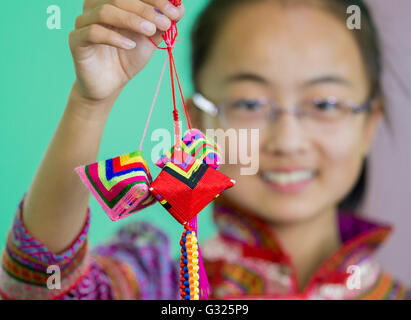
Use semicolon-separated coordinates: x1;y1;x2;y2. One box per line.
263;170;315;185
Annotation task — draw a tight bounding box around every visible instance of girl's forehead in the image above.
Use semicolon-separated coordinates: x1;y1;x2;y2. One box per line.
202;2;367;89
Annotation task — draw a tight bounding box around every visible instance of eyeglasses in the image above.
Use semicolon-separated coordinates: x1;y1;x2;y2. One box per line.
193;93;374;131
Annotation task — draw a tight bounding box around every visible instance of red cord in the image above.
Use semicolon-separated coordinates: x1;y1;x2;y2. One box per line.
170;53;191;129
167;47;177;114
147;4;191;139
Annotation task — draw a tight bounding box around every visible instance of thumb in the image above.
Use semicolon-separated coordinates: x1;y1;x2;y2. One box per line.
150;30;166;46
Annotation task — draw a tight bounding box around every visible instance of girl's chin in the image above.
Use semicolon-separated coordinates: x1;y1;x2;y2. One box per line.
228;192;320;224
256;201;319;223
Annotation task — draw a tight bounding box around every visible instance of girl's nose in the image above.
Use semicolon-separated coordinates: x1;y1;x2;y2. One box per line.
263;112;308;157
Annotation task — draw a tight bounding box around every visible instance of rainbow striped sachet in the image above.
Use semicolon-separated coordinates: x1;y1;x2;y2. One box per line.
75;150;155;221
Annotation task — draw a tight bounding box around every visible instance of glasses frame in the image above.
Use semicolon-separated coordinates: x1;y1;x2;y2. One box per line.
192;92;374;128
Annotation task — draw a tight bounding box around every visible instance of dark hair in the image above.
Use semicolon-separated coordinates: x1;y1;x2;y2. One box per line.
190;0;383;212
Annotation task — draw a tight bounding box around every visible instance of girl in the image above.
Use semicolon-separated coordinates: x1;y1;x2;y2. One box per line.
0;0;409;299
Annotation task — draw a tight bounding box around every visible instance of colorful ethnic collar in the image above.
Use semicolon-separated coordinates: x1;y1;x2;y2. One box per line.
204;195;403;299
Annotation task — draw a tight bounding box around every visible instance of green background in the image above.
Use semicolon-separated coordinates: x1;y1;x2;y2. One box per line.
0;0;212;259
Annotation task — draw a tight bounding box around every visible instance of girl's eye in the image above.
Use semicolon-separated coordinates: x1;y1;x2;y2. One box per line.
232;99;263;111
312;99;339;112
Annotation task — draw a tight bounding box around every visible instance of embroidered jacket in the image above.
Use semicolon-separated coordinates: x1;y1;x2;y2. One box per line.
0;195;409;300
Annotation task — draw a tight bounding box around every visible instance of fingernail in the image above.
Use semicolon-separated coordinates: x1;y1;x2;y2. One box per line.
121;38;136;49
154;8;164;15
155;15;171;30
165;4;179;19
141;21;156;34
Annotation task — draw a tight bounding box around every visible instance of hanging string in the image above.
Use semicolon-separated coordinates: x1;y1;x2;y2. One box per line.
166;46;181;148
148;3;191;137
167;47;178;114
170;53;191;130
139;55;169;151
148;0;210;300
148;28;180;148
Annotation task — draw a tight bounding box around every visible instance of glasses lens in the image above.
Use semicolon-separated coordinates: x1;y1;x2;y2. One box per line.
224;98;270;128
302;98;348;122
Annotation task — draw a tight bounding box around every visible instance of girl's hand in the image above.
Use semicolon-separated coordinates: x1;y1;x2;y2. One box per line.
69;0;185;103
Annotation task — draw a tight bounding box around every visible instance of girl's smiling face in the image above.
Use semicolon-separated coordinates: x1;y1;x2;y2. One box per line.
192;1;382;224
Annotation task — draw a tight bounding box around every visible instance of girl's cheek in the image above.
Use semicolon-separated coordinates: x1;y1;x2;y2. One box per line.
317;128;365;190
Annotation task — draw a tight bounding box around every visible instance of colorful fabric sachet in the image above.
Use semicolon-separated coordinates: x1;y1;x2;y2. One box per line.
150;148;234;225
75;150;155;221
151;130;234;300
156;128;221;170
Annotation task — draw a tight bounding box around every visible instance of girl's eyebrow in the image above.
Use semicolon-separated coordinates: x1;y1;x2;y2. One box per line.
222;73;353;89
223;72;270;86
303;75;353;88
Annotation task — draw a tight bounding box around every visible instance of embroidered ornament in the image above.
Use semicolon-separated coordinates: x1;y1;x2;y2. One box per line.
151;138;234;300
150;149;234;224
146;3;235;300
75;150;155;221
156;128;222;170
151;148;235;300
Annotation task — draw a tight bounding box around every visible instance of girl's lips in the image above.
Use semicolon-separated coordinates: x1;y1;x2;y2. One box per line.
260;170;317;194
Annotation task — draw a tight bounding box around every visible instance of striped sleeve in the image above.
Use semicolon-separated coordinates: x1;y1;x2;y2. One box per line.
0;196;179;300
0;197;92;299
92;221;180;300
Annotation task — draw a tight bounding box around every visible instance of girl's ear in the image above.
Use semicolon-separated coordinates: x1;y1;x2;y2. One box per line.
362;98;384;156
